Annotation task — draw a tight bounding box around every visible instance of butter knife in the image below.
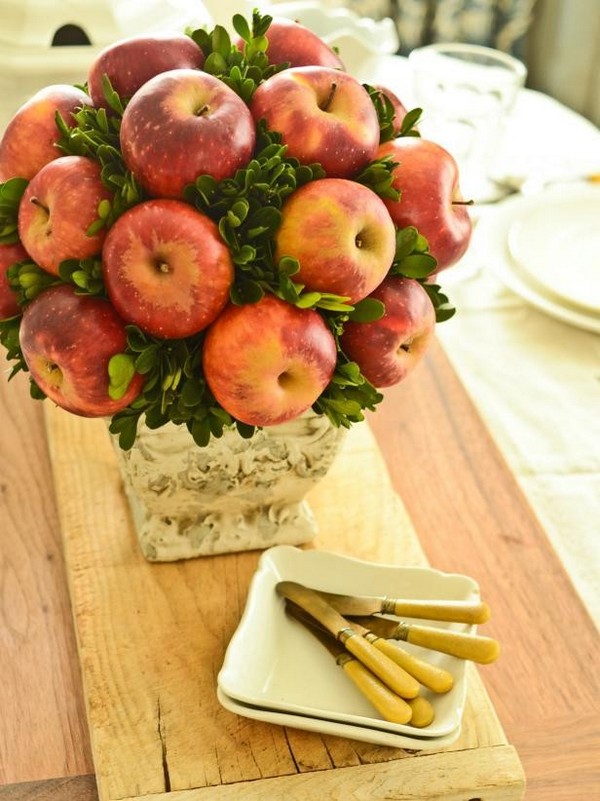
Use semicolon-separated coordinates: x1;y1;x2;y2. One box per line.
351;615;500;664
285;602;413;724
316;589;490;625
276;581;419;698
286;600;452;694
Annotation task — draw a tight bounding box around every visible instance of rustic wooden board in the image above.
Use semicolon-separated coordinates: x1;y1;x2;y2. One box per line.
43;403;525;801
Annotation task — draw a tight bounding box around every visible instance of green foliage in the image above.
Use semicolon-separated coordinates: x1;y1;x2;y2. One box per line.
188;9;286;103
56;79;145;227
313;360;383;428
399;107;423;137
365;83;422;143
355;156;400;201
185;124;357;316
0;315;26;378
0;178;28;244
58;257;105;296
108;325;251;450
108;353;136;400
389;226;455;322
7;259;58;303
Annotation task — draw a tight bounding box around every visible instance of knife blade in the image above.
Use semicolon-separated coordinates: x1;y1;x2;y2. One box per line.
351;616;500;664
287;600;453;694
317;589;490;625
285;602;414;724
276;581;419;698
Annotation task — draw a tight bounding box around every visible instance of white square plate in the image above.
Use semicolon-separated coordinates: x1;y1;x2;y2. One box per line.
218;546;481;744
217;687;463;750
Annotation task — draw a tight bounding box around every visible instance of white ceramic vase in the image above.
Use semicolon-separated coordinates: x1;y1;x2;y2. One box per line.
111;412;346;561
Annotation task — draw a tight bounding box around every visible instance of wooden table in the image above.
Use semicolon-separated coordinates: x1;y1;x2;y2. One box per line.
1;339;598;799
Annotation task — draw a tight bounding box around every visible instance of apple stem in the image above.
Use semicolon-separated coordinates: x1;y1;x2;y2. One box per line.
452;199;475;206
157;261;171;274
30;196;50;213
195;104;210;117
320;82;338;112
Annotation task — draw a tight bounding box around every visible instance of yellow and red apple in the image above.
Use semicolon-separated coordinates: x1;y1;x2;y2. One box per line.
87;33;205;108
250;66;380;178
378;138;472;271
19;285;144;417
274;178;396;303
340;276;436;387
0;84;91;182
102;199;234;338
239;17;344;69
202;295;337;427
17;155;111;276
119;68;256;198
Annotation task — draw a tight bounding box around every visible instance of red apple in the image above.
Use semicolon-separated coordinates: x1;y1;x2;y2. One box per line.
102;199;234;339
0;242;28;319
373;84;409;134
0;85;91;182
378;138;472;271
19;285;144;417
202;294;337;427
340;276;435;387
238;17;344;69
18;156;111;276
119;68;256;198
274;178;396;303
250;66;380;178
87;33;205;109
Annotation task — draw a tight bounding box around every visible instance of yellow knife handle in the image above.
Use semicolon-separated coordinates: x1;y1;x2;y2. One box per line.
338;654;413;724
362;633;422;697
398;623;500;664
342;630;420;698
387;598;491;625
367;634;454;693
406;695;435;728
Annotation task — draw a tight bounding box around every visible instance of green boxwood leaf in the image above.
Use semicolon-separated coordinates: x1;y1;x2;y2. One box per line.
108;353;136;400
135;345;160;374
399;107;423;137
232;13;251;42
211;25;231;57
396;253;437;278
395;226;419;260
204;51;228;75
230;280;264;305
295;291;322;309
348;297;385;323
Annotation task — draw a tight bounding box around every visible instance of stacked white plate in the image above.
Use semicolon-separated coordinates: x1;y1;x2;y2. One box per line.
478;183;600;332
217;546;483;749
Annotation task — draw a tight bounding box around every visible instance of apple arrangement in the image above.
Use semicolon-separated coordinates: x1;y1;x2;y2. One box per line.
0;10;471;450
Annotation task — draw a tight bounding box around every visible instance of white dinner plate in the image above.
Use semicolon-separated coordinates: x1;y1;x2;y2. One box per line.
507;186;600;313
217;687;462;751
478;184;600;333
217;546;481;744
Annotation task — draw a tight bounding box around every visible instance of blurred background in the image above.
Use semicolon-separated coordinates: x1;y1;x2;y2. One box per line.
1;0;598;130
332;0;600;127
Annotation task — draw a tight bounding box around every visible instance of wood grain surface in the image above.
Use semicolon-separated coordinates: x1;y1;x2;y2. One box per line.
40;398;521;801
368;340;600;801
1;340;598;799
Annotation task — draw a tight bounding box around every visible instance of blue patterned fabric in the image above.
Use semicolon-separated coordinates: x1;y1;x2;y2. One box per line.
342;0;537;57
